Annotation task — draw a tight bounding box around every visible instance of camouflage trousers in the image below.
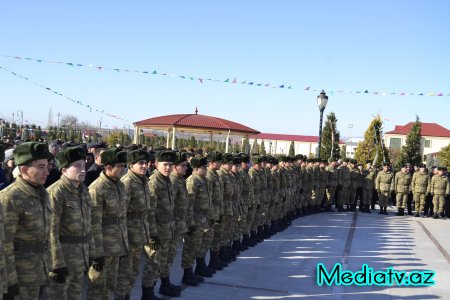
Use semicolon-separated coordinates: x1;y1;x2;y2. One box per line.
233;216;245;240
198;227;214;258
396;192;408;209
433;195;446;213
87;256;120;300
210;222;224;252
116;245;143;298
414;192;426;212
378;191;390;207
252;204;262;230
326;187;336;206
46;270;84;300
348;188;357;206
317;187;326;206
221;215;235;246
244;205;256;235
307;189;314;206
141;239;171;287
265;205;274;225
182;228;206;269
167;233;183;271
17;286;41;300
361;189;372;206
337;187;349;206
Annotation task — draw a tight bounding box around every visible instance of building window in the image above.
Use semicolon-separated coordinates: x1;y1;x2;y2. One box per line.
424;139;432;148
390;137;402;149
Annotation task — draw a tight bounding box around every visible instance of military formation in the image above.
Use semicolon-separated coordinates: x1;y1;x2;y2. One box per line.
0;141;449;300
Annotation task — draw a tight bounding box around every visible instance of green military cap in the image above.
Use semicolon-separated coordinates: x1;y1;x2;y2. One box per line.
14;142;51;166
306;158;313;163
174;152;188;165
344;158;350;163
259;155;267;162
418;163;426;168
206;151;222;162
156;150;176;163
222;153;233;163
101;148;127;166
382;162;390;166
269;156;278;165
127;149;150;164
320;159;327;164
250;155;260;164
232;155;242;165
288;156;296;162
241;154;250;163
56;146;87;169
191;156;207;168
295;154;303;160
437;166;445;171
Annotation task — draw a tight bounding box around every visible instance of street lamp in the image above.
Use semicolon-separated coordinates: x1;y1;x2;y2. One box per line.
317;90;328;159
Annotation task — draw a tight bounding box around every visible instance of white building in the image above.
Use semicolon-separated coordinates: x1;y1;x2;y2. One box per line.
344;137;364;158
384;122;450;161
248;133;344;156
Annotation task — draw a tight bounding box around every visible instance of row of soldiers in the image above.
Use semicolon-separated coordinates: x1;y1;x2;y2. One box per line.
1;142;449;300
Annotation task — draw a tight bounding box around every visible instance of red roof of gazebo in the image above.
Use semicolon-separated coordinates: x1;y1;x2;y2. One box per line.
134;114;260;135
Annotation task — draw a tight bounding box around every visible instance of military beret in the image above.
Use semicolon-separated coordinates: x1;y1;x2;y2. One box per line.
14;142;51;166
174;152;188;165
101;148;127;166
232;155;242;165
250;155;260;164
278;155;287;162
156;150;176;163
127;149;150;164
222;153;233;163
56;146;87;169
241;155;250;163
191;156;207;168
206;151;222;162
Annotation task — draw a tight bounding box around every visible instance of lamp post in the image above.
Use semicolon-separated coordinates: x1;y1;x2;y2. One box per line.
317;90;328;159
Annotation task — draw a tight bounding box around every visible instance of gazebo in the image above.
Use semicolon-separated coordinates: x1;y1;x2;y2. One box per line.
133;109;260;152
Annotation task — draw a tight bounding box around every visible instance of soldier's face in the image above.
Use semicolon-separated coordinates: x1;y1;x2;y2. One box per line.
196;166;207;177
157;161;173;177
383;166;389;172
241;162;249;170
222;162;233;171
63;159;86;183
231;164;240;173
130;160;148;176
272;165;279;171
420;167;426;173
210;161;221;170
107;163;125;180
438;170;444;176
20;159;49;185
174;161;188;176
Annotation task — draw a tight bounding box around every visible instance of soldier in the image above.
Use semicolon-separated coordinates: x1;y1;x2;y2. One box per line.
142;150;179;299
317;160;328;212
182;157;214;284
1;142;51;300
46;146;95;300
375;162;395;215
269;157;281;231
84;144;106;187
411;164;430;217
326;160;338;212
348;159;360;212
249;156;262;244
361;161;376;213
430;167;450;219
240;154;255;247
88;148;129;300
394;164;412;216
337;159;351;212
205;152;226;271
1;194;5;299
116;149;153;300
230;155;246;252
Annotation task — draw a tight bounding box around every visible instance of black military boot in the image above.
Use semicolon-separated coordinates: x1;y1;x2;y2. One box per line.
232;240;242;254
194;257;214;277
433;213;439;219
249;230;258;246
396;209;402;216
182;267;199;286
124;294;130;300
142;284;163;300
383;207;388;215
257;226;265;242
366;205;371;213
439;212;445;219
242;234;252;247
263;225;271;238
159;277;181;297
271;220;279;234
208;251;224;271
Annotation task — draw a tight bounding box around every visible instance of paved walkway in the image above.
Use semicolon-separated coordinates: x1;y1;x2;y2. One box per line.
129;206;450;299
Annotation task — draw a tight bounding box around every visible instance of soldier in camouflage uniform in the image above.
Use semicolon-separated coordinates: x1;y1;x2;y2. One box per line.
348;159;360;212
300;159;309;215
305;159;315;213
269;157;281;232
88;148;129;300
116;150;154;300
182;157;214;283
326;160;338;212
142;150;178;299
337;159;351;212
375;163;394;215
240;155;255;248
317;160;328;212
394;165;412;216
258;156;268;238
361;161;376;213
248;155;262;245
206;152;226;271
1;142;51;300
411;164;430;217
230;156;247;252
430;167;450;219
46;146;95;300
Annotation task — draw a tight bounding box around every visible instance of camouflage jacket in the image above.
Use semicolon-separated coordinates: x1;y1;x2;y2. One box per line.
338;166;351;188
349;166;361;190
411;171;430;194
0;201;6;293
170;171;193;233
89;172;129;257
301;165;309;191
121;170;150;247
148;170;175;240
430;175;450;196
271;169;280;204
47;175;95;273
361;168;376;190
306;166;315;189
259;168;268;205
240;169;254;207
218;168;234;216
394;171;412;193
249;168;261;206
265;168;273;206
187;173;214;229
318;167;328;188
206;168;223;221
375;170;394;192
0;176;52;287
326;166;338;187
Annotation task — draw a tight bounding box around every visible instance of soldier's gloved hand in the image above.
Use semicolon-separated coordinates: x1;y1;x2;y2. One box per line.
91;256;105;272
50;267;69;283
4;284;20;300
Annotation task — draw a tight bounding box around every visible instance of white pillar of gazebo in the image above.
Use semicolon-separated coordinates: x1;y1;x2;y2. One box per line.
171;126;176;150
133;125;139;144
166;130;170;148
225;130;230;153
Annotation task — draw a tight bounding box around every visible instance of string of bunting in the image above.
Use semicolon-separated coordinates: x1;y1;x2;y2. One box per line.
1;54;448;97
0;65;128;123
